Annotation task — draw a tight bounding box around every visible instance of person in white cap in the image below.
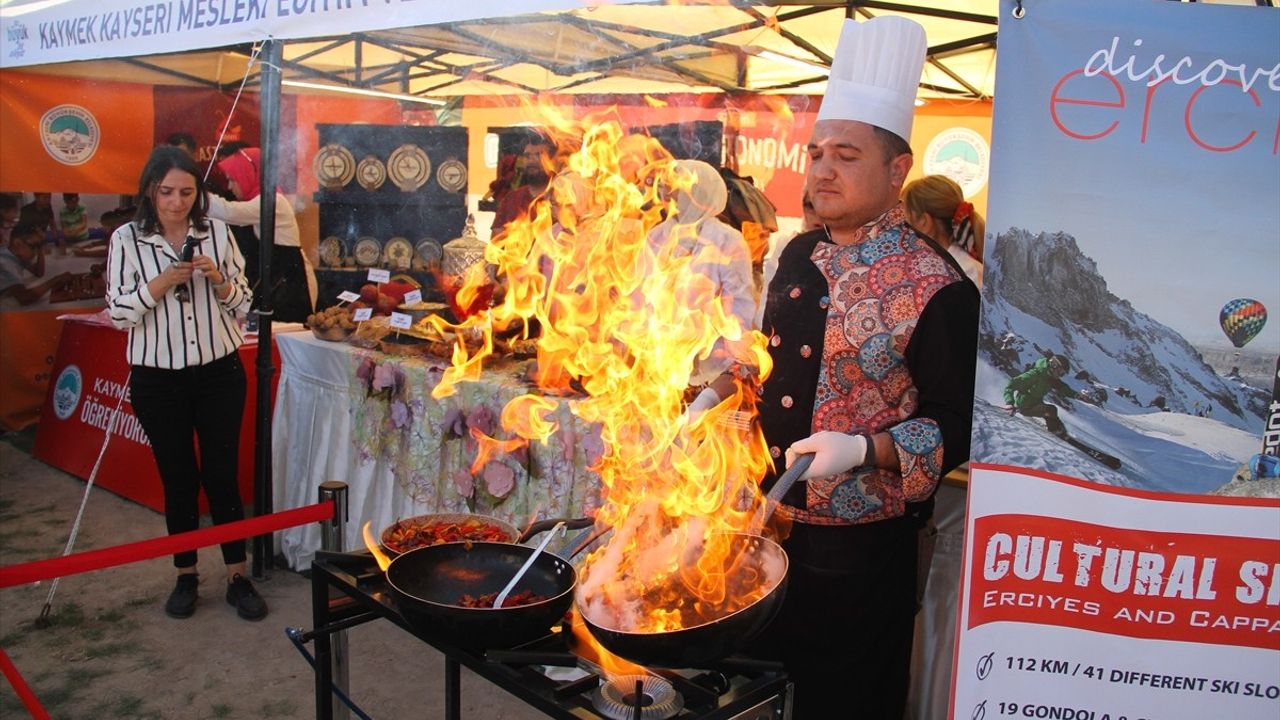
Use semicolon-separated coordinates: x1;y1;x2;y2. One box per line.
689;15;979;718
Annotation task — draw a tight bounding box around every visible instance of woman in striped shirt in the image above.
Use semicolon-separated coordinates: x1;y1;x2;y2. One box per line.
107;145;266;621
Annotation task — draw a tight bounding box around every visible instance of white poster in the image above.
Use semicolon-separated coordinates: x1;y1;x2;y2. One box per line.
956;1;1280;718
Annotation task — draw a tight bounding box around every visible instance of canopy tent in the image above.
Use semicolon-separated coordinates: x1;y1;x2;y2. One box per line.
1;0;1269;570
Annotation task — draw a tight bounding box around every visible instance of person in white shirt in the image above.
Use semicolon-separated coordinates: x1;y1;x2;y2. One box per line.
645;159;758;390
106;145;266;622
208;147;317;322
901;174;984;287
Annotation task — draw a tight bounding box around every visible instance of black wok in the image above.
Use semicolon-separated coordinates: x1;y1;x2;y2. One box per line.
386;540;576;649
576;532;788;667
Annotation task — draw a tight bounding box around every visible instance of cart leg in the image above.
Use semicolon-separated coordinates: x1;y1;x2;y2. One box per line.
445;656;461;720
313;570;334;720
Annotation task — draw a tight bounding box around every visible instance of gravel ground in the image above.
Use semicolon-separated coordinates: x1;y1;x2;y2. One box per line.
0;429;544;720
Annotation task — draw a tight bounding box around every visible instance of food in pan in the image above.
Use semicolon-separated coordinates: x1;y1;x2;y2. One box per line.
456;589;548;609
382;516;515;554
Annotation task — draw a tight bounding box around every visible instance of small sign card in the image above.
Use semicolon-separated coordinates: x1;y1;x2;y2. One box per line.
367;268;391;283
352;307;373;321
402;289;422;305
337;290;360;303
389;312;413;330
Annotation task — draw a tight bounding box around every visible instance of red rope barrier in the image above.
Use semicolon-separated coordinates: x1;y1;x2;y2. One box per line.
0;646;50;720
0;501;334;589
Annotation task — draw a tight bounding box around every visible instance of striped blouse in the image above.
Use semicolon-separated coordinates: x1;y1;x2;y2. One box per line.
106;218;252;369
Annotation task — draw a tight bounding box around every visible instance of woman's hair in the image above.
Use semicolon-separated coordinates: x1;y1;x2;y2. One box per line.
134;145;208;235
901;174;984;257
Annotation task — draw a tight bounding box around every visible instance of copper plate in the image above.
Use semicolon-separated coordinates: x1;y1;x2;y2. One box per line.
387;144;431;192
353;236;381;267
313;143;355;189
356;155;386;191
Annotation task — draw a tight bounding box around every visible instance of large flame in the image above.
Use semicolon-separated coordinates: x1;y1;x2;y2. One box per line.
430;110;776;639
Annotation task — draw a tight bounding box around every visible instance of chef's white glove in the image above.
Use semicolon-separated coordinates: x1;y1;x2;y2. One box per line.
685;387;721;426
786;431;868;481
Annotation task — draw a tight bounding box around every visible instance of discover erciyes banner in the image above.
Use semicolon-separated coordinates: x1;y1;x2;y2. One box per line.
954;1;1280;719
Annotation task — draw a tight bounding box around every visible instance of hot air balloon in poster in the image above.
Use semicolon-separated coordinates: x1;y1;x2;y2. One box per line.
1218;298;1267;348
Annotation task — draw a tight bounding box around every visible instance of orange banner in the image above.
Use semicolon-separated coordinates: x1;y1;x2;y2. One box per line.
0;70;152;194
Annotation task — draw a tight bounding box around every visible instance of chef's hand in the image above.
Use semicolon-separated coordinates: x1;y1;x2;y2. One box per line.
1004;405;1017;416
685;386;721;426
785;431;867;481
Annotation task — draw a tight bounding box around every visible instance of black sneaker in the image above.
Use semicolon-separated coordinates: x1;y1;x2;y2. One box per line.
164;574;199;619
226;574;268;621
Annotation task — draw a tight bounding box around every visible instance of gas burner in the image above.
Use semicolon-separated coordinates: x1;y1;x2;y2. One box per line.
592;674;683;720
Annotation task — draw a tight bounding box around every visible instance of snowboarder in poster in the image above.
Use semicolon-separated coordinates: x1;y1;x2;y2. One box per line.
1003;354;1076;437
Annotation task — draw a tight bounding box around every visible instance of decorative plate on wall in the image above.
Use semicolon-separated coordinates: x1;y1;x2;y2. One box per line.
319;236;345;267
384;237;414;270
355;155;387;191
435;158;467;193
353;236;382;267
313;144;356;189
415;239;443;267
386;144;431;192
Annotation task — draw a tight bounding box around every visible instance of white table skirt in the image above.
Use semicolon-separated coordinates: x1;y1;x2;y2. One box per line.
908;480;967;720
272;330;602;569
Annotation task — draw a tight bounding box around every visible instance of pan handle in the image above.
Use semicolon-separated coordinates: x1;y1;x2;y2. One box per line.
750;453;813;534
519;516;593;544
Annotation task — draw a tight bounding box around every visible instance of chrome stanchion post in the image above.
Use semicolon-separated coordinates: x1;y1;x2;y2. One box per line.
318;481;350;720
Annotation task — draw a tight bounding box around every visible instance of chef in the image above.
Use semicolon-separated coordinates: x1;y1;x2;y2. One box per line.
694;15;979;717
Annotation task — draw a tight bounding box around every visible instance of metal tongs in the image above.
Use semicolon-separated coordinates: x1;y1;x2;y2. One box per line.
494;521;566;608
749;453;813;535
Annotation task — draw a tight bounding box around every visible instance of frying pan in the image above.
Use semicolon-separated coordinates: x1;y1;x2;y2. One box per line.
576;532;788;667
386;540;577;649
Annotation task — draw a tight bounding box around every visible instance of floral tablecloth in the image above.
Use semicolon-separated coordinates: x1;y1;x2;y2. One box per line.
272;330;602;569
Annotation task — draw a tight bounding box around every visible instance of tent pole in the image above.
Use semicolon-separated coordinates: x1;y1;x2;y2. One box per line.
252;37;283;578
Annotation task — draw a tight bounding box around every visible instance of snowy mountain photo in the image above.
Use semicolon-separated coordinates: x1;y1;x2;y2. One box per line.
973;228;1275;496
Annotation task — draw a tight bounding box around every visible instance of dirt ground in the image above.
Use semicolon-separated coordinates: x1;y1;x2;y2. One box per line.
0;428;545;720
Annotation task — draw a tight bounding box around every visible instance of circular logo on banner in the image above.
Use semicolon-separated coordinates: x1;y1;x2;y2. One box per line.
40;105;100;166
52;364;82;421
923;127;989;198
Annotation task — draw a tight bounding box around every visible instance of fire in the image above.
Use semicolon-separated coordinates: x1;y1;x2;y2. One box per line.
429;107;776;643
362;521;393;572
566;608;648;680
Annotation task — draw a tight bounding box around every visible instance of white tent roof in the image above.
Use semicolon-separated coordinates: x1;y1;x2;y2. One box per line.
3;2;1005;100
2;1;1266;101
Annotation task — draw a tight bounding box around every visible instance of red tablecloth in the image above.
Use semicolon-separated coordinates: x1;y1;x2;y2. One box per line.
32;315;280;513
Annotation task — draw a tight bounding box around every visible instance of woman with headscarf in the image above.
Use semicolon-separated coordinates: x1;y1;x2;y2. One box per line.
207;147;317;322
645;159;757;391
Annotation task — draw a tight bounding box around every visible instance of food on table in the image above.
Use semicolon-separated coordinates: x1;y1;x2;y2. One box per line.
306;305;356;336
456;589;548;609
382;516;515;553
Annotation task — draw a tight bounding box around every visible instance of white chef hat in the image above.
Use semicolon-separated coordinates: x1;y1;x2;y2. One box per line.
817;15;928;143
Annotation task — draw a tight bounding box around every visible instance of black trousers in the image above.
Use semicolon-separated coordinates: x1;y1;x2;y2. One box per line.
130;352;247;569
747;516;920;719
1019;402;1065;435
